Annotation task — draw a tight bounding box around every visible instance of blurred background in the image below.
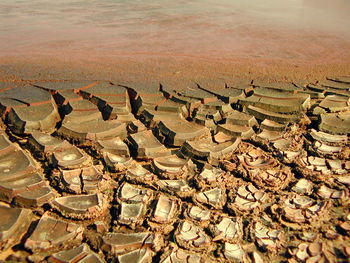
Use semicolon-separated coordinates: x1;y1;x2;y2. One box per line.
1;0;350;83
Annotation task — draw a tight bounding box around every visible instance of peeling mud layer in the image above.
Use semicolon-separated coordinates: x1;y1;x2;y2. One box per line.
0;77;349;262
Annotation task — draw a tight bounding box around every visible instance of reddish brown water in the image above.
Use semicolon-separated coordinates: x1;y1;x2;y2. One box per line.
1;0;350;84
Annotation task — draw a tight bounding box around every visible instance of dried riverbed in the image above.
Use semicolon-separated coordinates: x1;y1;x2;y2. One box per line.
0;76;349;262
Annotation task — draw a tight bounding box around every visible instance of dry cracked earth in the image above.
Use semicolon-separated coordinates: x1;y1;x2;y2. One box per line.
0;76;350;263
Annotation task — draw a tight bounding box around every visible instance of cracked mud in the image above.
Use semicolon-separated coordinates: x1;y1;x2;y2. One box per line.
0;77;350;262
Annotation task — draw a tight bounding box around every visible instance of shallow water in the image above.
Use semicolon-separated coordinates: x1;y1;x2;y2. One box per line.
1;0;350;63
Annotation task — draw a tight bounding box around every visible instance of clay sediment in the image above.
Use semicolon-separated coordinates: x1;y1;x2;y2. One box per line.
0;77;349;262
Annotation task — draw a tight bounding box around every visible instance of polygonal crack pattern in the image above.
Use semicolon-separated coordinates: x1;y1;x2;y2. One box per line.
0;77;349;262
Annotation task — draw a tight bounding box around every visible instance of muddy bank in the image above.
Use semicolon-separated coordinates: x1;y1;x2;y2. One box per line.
1;55;350;88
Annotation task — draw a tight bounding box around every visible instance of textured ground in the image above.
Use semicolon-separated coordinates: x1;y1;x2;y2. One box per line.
0;76;349;262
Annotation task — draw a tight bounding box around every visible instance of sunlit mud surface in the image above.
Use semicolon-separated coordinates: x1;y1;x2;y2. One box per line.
0;76;349;262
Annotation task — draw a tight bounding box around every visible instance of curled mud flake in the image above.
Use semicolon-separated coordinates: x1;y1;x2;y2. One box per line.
250;168;292;191
6;98;61;135
0;149;38;182
209;217;243;243
289;242;335;263
175;221;214;252
60;168;83;194
241;102;303;125
269;128;305;162
156;113;211;147
339;221;350;236
58;118;127;146
277;194;330;227
14;186;56;208
317;185;349;200
51;193;106;219
327;159;350;175
238;148;278;170
156;179;195;198
281;150;303;164
307;129;350;159
195;165;226;189
160;244;203;263
296;155;333;178
117;247;154;263
251;221;285;252
316;94;350;113
292;179;314;195
217;123;255;140
0;172;46;203
312;141;343;157
186;205;211;226
24;213;84;252
51;145;92;169
195;105;222;122
223;243;249;263
126;163;157;184
304;201;330;220
181;137;241;166
272;138;292;151
82;165;109;193
125;130;171;159
0;205;32;250
95;136;130;156
152;154;189;179
118;202;146;227
194;108;220;129
214;131;234;144
139;109;186;131
290;243;309;262
48;243;92;263
229;183;268;213
289;195;314;209
103;151;133;172
238;150;273;169
117;182;153;204
299;231;317;242
260;119;285;132
0;133;16;155
327;159;343;170
254;130;284;146
336;176;350;186
194;186;227;209
27;131;66;157
102;231;162;256
319;111;350;135
148;194;180;233
282;206;306;224
61;165;108;194
310;129;348;146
